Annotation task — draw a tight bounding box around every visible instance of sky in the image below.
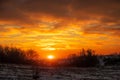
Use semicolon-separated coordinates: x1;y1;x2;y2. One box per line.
0;0;120;58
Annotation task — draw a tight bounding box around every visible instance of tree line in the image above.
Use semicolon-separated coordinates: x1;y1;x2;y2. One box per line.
0;45;38;65
0;45;120;67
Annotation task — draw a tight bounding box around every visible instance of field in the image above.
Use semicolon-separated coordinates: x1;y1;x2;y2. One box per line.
0;64;120;80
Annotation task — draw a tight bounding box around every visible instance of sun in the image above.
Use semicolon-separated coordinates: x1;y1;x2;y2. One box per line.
47;55;55;60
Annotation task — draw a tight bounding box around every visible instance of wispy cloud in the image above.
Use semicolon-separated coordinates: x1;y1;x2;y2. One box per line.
0;0;120;54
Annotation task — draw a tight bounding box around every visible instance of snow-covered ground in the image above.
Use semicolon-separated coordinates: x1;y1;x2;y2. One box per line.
0;64;120;80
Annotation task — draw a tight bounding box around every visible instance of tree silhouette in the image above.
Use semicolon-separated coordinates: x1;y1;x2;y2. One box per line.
66;49;99;67
0;45;38;65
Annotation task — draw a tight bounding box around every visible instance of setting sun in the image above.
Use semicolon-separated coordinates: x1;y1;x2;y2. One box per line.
47;55;55;60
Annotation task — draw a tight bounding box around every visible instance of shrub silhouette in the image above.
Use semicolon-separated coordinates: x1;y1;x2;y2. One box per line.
0;45;38;65
104;54;120;66
67;49;99;67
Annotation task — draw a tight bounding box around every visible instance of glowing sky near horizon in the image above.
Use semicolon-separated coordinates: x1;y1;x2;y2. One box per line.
0;0;120;58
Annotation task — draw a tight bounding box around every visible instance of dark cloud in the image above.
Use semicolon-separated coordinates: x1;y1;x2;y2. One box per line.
1;0;120;22
20;0;71;17
0;0;120;35
83;23;120;36
71;0;120;22
0;0;38;26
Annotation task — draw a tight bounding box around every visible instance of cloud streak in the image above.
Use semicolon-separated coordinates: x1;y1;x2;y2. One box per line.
0;0;120;55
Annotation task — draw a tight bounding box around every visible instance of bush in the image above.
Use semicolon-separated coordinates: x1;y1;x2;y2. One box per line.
0;45;38;65
67;49;99;67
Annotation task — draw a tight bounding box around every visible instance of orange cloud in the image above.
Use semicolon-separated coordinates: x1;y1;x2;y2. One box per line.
0;0;120;58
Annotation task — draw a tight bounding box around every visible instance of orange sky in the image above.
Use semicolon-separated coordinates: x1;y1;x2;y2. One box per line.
0;0;120;58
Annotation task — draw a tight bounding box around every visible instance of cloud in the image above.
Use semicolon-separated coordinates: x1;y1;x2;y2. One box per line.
0;1;119;21
0;0;120;37
82;23;120;36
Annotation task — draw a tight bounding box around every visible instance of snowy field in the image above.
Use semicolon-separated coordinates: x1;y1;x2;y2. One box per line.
0;64;120;80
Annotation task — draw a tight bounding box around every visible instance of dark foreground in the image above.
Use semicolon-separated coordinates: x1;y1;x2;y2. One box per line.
0;64;120;80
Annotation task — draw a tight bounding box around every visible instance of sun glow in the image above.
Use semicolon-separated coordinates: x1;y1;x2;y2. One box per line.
48;48;56;50
47;55;55;60
42;47;56;51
